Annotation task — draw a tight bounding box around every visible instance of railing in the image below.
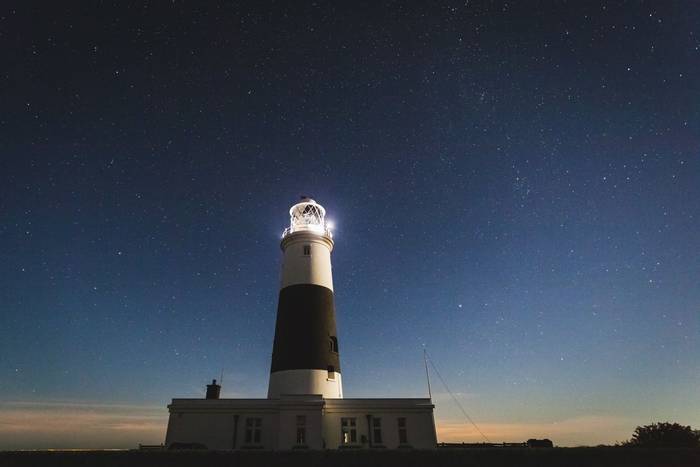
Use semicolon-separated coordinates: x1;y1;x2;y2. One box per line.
282;224;333;239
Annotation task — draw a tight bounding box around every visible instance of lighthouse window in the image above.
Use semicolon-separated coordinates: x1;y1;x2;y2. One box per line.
329;336;338;352
303;245;311;256
341;417;357;444
327;365;335;379
244;417;262;445
372;417;383;444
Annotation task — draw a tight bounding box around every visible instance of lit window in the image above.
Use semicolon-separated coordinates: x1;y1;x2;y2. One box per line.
398;417;408;444
372;417;383;444
303;245;311;256
244;417;262;445
327;365;335;380
341;417;357;444
296;415;306;445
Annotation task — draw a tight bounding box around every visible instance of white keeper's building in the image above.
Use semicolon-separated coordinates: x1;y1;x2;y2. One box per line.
164;198;437;450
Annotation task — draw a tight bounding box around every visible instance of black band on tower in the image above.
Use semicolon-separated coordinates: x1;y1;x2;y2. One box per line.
270;284;341;373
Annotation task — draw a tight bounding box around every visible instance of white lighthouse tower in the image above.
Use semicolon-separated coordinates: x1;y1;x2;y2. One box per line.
267;197;342;398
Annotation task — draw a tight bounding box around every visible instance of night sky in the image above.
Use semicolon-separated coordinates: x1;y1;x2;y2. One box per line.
1;1;699;449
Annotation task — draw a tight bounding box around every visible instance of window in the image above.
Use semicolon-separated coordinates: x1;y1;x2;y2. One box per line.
296;415;306;445
329;336;338;352
372;417;383;444
398;417;408;444
327;365;335;380
244;417;262;444
341;417;357;444
303;245;311;256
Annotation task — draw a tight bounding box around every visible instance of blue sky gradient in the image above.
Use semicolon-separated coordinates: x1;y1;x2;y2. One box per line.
1;1;698;448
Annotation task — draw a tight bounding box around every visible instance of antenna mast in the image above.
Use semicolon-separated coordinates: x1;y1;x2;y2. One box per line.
423;347;432;400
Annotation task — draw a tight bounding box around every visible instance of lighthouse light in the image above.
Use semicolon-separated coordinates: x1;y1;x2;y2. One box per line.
283;198;333;238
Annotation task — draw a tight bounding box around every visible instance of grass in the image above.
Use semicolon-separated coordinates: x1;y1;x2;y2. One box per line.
1;447;699;467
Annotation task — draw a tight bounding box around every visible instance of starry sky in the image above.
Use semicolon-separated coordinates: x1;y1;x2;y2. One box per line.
1;1;699;449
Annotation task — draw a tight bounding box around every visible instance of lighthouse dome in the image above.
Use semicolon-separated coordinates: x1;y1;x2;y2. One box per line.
283;197;332;238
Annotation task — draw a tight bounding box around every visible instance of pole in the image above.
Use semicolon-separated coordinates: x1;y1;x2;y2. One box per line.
423;347;432;400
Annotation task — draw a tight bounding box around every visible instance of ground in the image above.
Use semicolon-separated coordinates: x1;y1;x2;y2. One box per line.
2;448;699;467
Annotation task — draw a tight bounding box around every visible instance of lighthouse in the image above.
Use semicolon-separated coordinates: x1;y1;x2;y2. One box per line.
164;197;437;450
268;197;342;398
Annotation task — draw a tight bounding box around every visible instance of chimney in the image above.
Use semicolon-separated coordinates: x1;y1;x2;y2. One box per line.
205;379;221;399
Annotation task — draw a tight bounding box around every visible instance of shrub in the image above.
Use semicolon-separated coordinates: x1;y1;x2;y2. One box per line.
624;422;700;448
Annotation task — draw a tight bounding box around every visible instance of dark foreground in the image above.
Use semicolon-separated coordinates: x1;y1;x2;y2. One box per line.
2;448;699;467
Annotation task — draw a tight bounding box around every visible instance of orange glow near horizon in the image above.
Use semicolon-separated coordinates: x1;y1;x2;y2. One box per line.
435;415;634;446
0;402;167;450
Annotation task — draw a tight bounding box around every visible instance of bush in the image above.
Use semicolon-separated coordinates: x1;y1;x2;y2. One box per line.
625;422;700;448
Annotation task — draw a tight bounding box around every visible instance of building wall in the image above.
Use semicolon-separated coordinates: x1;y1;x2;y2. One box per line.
165;410;280;450
322;403;437;449
165;398;436;451
276;406;324;449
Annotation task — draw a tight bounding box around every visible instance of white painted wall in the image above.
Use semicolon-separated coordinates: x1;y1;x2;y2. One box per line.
165;410;280;450
268;369;343;399
280;234;334;291
164;397;437;450
322;402;437;449
276;406;324;449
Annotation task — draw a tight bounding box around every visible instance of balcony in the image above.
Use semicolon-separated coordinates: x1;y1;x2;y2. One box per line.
282;224;333;239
